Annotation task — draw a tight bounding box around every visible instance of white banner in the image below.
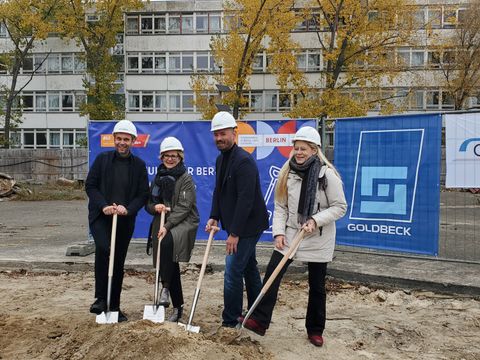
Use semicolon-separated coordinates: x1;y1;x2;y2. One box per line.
445;113;480;188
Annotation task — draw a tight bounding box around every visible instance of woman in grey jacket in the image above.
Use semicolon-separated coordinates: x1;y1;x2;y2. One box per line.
145;137;199;322
240;126;347;347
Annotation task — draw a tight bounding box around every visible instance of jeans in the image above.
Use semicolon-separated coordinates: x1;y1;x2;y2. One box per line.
222;233;262;327
252;250;328;335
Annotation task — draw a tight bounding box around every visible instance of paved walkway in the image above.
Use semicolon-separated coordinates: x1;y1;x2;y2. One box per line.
0;200;479;296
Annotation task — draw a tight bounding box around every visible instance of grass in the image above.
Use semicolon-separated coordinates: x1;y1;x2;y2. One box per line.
13;182;86;201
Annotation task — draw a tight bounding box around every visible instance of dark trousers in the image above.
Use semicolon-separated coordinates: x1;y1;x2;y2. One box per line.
153;232;183;308
91;215;134;310
252;250;328;335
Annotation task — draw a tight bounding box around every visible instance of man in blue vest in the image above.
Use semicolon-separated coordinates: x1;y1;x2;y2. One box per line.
85;120;149;322
206;112;269;327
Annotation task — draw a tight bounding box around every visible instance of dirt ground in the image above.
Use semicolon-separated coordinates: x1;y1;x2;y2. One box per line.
0;267;479;360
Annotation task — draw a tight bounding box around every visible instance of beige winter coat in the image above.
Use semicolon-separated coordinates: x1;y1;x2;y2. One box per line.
272;165;347;263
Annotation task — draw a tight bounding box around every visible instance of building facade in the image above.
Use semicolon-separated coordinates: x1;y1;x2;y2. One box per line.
0;0;478;148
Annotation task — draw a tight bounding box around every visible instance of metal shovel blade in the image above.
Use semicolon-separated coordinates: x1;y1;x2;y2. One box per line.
96;311;119;324
178;322;200;333
143;305;165;323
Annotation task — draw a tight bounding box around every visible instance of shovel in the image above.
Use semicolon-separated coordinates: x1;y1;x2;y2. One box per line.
143;208;170;323
96;213;119;324
179;226;219;333
241;229;306;328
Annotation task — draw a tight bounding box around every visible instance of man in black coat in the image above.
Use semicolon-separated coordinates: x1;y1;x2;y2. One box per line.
206;111;269;327
85;120;149;322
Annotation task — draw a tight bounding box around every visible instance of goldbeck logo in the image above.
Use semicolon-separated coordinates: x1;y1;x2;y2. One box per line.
100;134;150;148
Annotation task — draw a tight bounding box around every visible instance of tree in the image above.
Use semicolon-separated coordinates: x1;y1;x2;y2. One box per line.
191;0;301;119
288;0;416;119
432;0;480;110
58;0;141;120
0;0;60;148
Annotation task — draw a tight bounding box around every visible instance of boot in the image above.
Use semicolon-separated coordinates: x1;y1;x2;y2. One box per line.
158;288;170;307
168;306;183;322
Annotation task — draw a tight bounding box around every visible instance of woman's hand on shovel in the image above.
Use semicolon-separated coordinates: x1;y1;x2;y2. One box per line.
158;226;167;239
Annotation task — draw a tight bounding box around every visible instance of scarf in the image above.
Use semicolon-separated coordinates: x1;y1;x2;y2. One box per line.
289;155;322;224
150;162;186;205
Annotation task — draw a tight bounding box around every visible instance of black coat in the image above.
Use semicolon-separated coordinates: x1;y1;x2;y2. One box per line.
210;144;269;237
85;150;149;225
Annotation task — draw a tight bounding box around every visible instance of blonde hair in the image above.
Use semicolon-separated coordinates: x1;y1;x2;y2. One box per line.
275;142;340;204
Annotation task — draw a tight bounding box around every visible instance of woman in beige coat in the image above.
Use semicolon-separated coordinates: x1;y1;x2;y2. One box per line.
240;126;347;347
145;137;199;322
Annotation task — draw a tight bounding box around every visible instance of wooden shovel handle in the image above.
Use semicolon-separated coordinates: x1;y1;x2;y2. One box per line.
261;229;305;295
107;213;118;278
195;226;219;289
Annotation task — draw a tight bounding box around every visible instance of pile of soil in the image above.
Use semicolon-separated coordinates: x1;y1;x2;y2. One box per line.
1;269;479;360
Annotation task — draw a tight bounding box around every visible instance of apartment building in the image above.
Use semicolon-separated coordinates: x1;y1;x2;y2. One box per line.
0;0;477;148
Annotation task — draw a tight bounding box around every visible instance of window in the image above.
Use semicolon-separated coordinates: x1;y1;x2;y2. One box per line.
426;90;440;109
397;48;410;67
457;9;466;26
36;93;46;111
443;50;455;65
62;54;74;73
210;55;219;72
411;90;424;109
141;16;153;34
307;52;321;71
142;93;154;111
182;92;194;112
265;91;278;111
0;22;7;37
62;94;73;111
279;93;291;110
155;54;166;72
182;52;194;72
308;13;320;31
142;53;154;72
253;54;264;72
443;8;457;29
427;51;440;68
413;9;426;28
197;52;209;71
411;51;424;67
22;57;34;73
168;14;181;33
126;16;138;34
297;53;307;71
428;9;442;28
182;14;194;33
74;94;85;111
250;92;263;112
34;55;47;73
24;132;34;148
169;53;181;72
442;92;455;109
155;94;167;111
196;13;208;33
210;14;221;33
48;93;60;111
50;132;61;147
76;132;87;147
74;56;85;73
63;132;74;147
128;93;140;111
22;94;34;111
48;54;60;73
169;93;181;111
36;131;47;148
154;15;166;33
127;54;139;72
9;132;21;148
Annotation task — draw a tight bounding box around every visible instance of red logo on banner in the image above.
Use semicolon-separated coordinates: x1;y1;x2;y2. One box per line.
100;134;150;148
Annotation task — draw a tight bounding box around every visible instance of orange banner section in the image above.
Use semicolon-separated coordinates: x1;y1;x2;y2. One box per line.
100;134;150;148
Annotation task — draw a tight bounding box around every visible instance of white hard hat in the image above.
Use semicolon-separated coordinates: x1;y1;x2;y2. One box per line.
292;126;321;146
211;111;237;132
113;120;137;138
160;136;184;154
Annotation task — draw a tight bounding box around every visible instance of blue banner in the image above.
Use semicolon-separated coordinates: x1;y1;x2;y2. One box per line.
334;114;441;255
88;119;315;241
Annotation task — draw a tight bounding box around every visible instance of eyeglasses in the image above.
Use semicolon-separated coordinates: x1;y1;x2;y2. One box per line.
162;154;180;160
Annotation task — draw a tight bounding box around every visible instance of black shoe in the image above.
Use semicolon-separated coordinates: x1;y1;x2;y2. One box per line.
118;310;128;322
158;288;170;307
90;299;106;315
168;306;183;322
